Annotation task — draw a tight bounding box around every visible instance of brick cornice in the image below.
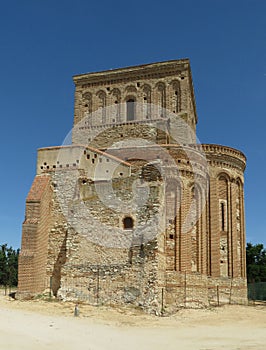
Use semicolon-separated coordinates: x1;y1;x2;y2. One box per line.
73;59;190;86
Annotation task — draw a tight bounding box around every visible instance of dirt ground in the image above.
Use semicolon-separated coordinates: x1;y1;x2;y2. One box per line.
0;293;265;350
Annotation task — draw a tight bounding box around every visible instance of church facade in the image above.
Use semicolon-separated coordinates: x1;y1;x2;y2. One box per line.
18;59;247;314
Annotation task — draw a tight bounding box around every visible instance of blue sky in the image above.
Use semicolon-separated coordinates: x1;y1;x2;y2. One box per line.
0;0;265;249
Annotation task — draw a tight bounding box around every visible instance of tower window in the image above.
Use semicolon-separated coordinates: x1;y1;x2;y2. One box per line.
123;216;134;229
126;99;135;121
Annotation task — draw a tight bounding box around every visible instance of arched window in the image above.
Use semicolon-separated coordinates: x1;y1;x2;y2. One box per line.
111;88;121;122
123;216;134;229
126;99;135;121
156;82;166;117
143;84;151;119
171;80;181;113
96;90;106;124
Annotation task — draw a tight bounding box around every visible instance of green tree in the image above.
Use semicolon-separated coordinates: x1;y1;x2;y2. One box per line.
7;246;19;286
0;244;19;287
246;242;266;283
0;244;8;285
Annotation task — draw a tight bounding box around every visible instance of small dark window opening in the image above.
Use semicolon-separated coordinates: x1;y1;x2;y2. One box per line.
126;99;135;121
92;159;95;164
87;154;90;159
169;234;174;239
221;202;225;231
129;248;133;264
123;216;134;229
140;243;145;258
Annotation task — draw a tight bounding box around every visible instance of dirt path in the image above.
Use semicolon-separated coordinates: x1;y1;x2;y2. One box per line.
0;295;265;350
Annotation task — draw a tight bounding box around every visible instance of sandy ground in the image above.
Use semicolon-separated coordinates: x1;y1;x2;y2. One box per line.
0;294;265;350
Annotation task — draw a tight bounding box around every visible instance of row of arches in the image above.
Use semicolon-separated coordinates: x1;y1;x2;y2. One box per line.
80;80;181;125
165;179;208;273
163;173;245;278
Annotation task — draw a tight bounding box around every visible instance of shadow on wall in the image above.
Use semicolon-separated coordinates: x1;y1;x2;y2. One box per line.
51;230;68;296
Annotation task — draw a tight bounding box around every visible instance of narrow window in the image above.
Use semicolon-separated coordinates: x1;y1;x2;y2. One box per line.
126;99;135;121
123;216;134;229
221;202;225;231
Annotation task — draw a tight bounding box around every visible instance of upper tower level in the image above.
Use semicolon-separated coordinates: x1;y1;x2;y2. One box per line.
72;59;198;147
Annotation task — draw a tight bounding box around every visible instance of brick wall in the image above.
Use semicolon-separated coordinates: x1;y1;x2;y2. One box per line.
18;175;52;296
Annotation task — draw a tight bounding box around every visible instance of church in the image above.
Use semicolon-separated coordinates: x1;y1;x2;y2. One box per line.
18;59;247;314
